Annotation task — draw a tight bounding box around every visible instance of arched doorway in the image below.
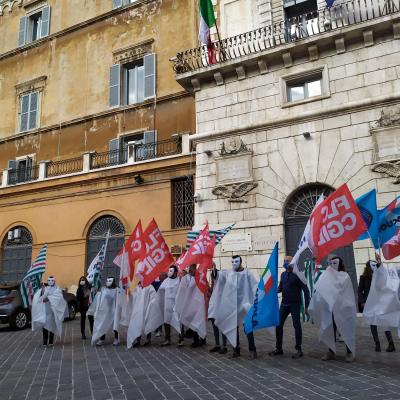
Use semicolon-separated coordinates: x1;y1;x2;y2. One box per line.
86;216;125;284
284;184;358;294
0;226;33;283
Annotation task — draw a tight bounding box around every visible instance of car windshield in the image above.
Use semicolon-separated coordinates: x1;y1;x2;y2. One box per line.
0;289;11;296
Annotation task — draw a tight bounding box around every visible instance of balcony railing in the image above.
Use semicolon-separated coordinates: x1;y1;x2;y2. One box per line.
46;157;84;178
172;0;399;74
135;138;182;161
90;148;128;170
7;165;39;185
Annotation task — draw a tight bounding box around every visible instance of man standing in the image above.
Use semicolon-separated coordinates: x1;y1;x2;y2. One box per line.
209;255;258;358
269;256;310;359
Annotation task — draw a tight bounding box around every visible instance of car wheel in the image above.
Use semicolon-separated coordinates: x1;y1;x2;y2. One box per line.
11;310;29;330
68;302;76;321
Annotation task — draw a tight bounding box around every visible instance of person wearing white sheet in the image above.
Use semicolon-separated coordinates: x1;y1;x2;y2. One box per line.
31;276;68;347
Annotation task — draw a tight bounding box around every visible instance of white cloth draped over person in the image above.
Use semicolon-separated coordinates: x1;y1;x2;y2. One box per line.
113;286;134;334
363;262;400;335
31;284;68;338
91;287;117;345
308;266;357;354
127;284;157;348
174;273;207;339
208;269;258;348
146;275;181;334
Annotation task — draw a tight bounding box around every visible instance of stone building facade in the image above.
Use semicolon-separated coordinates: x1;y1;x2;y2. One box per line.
175;0;400;284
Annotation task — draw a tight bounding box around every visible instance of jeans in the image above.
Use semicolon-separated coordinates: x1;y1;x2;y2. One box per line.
370;325;393;344
276;304;302;351
211;319;227;348
42;328;54;345
80;308;88;336
87;315;94;334
233;326;256;354
329;317;351;354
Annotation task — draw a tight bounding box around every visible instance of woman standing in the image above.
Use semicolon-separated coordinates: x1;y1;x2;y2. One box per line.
76;276;91;339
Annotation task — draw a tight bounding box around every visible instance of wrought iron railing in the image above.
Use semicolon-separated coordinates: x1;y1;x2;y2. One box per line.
90;148;128;170
46;157;83;178
172;0;399;74
8;165;39;185
135;138;182;162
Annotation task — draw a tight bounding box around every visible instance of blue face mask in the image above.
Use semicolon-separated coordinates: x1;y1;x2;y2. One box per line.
283;261;290;269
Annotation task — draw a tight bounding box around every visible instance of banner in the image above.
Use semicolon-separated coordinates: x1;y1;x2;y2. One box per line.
136;219;175;287
308;183;367;262
186;223;235;249
356;188;379;248
377;196;400;248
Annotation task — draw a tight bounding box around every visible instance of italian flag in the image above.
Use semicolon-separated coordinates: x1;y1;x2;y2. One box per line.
199;0;216;44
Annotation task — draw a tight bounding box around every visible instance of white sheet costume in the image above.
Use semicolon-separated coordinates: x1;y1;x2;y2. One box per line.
363;263;400;334
174;273;207;339
308;266;357;354
126;284;157;348
31;282;68;338
208;269;258;347
91;286;117;345
113;286;133;334
146;275;180;334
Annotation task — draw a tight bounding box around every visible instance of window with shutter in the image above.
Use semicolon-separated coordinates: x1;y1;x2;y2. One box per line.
109;64;121;108
18;17;27;47
144;53;156;100
22;6;52;45
40;6;51;38
108;138;121;165
19;92;39;132
143;130;156;159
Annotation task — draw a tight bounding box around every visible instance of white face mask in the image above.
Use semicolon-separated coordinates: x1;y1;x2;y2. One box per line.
80;280;86;286
167;268;175;278
329;258;340;271
370;261;378;270
231;258;241;271
106;278;114;288
47;278;55;287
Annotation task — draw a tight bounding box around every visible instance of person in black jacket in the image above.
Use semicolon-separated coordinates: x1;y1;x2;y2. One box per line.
269;256;310;359
358;259;395;352
76;276;91;339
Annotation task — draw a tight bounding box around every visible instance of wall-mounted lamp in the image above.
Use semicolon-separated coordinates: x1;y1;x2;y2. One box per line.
134;174;144;184
193;193;202;204
302;132;311;139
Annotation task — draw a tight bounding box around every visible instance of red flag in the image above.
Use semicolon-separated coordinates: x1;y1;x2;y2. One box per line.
207;35;216;65
308;183;367;262
136;219;175;287
195;236;216;294
382;228;400;260
113;220;144;281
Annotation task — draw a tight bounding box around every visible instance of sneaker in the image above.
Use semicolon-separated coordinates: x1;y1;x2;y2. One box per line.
113;339;120;346
209;346;221;353
96;340;105;346
386;342;396;353
219;348;228;355
321;351;335;361
230;351;240;359
345;353;355;363
177;340;184;348
292;350;303;359
155;331;162;337
375;342;381;352
268;349;283;356
48;343;54;347
161;340;171;347
248;351;257;360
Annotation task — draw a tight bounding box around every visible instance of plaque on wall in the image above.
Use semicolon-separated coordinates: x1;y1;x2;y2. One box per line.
221;232;252;252
215;152;253;185
372;126;400;162
253;236;283;251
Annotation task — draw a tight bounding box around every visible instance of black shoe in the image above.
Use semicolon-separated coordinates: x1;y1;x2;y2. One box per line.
209;346;221;353
386;342;396;352
269;349;283;356
219;348;228;354
200;339;207;346
143;340;151;347
248;351;257;360
191;342;200;348
292;350;303;359
375;342;381;352
230;352;240;359
132;341;141;348
82;334;87;340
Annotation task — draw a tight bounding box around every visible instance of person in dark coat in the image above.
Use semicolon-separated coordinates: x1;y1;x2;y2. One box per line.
358;260;395;352
76;276;91;339
269;256;310;359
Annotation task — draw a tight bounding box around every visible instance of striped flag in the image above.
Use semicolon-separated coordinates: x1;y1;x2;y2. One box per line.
186;223;235;250
20;244;47;308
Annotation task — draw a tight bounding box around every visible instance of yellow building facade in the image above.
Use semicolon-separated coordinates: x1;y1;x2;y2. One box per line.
0;0;197;289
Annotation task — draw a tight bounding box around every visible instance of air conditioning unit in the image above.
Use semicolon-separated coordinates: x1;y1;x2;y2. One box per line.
14;228;21;239
7;231;13;241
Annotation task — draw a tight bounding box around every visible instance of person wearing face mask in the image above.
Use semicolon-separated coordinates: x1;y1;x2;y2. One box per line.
208;255;258;358
76;276;91;339
361;254;398;353
268;256;310;359
91;277;119;346
308;255;357;363
31;276;68;347
146;265;181;346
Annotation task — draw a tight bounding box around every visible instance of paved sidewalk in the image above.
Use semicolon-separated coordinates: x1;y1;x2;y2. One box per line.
0;318;399;400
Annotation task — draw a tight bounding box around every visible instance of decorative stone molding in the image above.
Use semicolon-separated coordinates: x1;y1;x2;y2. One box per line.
23;0;46;12
15;75;47;96
0;0;22;16
334;36;346;53
220;137;249;156
375;106;400;128
112;39;154;64
212;182;258;203
371;161;400;184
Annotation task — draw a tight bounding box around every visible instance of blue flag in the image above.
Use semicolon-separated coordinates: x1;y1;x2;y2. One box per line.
356;189;379;248
244;242;279;334
326;0;335;7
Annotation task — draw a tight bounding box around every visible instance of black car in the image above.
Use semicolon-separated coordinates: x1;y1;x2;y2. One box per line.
0;283;78;330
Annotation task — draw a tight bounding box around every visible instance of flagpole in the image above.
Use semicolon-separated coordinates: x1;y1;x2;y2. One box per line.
214;22;227;61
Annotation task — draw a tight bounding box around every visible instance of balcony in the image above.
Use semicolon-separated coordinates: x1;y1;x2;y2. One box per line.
172;0;399;74
1;134;190;188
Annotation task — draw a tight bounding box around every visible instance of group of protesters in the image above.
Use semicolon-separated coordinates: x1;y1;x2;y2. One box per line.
30;250;400;363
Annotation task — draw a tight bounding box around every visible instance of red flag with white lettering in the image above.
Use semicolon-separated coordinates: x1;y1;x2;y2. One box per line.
308;183;367;262
195;236;216;294
136;219;175;287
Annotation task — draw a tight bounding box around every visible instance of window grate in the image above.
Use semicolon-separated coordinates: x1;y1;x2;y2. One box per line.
88;216;125;239
172;177;194;229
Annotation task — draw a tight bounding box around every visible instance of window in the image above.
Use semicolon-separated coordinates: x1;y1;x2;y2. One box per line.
7;156;37;185
284;0;318;41
18;6;51;46
19;91;39;132
287;77;322;102
172;177;194;229
109;53;156;108
112;0;137;9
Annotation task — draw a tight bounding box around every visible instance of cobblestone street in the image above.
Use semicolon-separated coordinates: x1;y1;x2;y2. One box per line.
0;318;399;400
